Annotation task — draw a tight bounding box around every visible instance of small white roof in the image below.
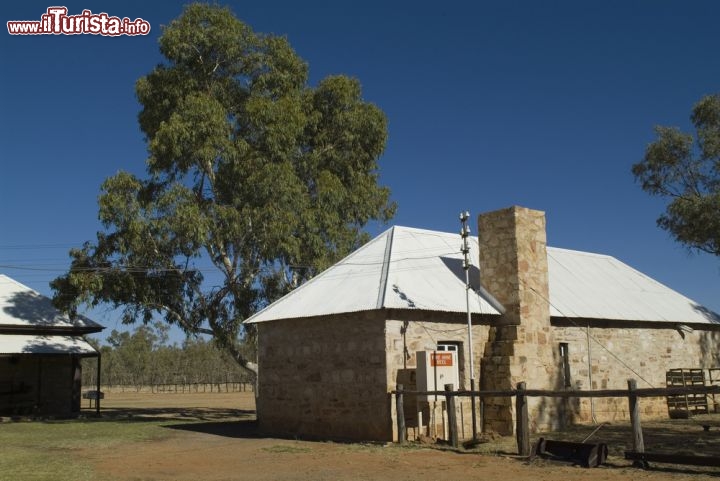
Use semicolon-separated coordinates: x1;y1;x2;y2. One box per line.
0;274;102;331
0;334;97;355
246;226;720;325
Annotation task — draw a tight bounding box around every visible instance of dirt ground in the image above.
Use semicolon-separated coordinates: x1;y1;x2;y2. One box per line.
82;391;720;481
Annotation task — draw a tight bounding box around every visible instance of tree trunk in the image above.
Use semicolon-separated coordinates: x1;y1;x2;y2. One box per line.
225;343;258;378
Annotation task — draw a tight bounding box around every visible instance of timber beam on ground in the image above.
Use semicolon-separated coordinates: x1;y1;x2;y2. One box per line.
533;438;608;468
625;451;720;469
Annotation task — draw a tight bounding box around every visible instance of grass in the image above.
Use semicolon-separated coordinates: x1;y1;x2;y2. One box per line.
0;392;253;481
0;446;93;481
0;418;175;481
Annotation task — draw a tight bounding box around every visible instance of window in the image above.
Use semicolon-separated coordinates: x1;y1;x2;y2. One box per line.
559;343;571;388
436;342;458;352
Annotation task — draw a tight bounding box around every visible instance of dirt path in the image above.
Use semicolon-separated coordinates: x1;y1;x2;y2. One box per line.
84;391;720;481
88;432;720;481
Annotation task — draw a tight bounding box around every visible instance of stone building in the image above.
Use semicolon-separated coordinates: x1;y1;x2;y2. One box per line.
0;274;103;417
245;206;720;442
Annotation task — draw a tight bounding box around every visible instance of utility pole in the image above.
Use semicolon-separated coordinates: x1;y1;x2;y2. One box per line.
460;211;478;440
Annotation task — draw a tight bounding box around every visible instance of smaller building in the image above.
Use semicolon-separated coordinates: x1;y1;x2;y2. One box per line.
0;274;103;417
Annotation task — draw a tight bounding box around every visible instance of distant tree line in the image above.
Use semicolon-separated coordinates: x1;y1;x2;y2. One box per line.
81;323;254;390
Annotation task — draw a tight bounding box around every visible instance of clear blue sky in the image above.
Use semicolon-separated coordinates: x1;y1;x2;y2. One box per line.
1;1;718;341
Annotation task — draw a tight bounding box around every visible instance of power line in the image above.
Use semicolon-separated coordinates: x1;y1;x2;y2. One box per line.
0;243;81;250
522;280;656;388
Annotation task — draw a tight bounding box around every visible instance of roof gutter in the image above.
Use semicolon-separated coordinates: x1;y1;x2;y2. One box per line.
0;325;103;335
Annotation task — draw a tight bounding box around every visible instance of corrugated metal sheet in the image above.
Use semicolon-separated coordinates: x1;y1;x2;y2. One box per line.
246;226;504;323
547;248;719;323
0;334;97;355
381;227;500;313
0;274;101;331
246;226;720;325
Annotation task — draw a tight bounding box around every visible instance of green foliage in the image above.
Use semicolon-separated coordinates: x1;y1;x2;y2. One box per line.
51;4;395;372
632;94;720;256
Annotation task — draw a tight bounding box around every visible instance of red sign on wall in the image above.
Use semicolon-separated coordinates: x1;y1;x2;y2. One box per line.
430;352;454;367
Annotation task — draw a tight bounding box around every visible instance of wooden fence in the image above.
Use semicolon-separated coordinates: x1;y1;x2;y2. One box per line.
394;380;720;460
151;381;253;394
92;381;254;394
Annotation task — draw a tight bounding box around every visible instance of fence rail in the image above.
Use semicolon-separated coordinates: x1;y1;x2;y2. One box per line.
393;385;720;399
393;381;720;459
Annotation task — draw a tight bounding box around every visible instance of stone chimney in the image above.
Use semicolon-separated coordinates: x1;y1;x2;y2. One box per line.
478;206;554;435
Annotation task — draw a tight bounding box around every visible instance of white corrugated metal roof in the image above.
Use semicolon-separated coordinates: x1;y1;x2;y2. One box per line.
0;274;102;331
246;226;720;325
0;334;97;355
547;248;719;323
246;226;502;323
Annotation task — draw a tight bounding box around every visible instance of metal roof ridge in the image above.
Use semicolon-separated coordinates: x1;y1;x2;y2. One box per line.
375;226;394;309
546;246;613;258
0;273;31;291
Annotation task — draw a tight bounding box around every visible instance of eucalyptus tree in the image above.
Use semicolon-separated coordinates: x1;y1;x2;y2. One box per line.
52;4;394;376
633;94;720;256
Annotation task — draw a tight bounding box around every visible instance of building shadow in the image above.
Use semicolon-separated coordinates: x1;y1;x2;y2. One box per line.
165;418;260;438
692;304;720;324
439;257;480;290
533;349;580;431
2;290;94;327
78;406;255;424
2;291;62;326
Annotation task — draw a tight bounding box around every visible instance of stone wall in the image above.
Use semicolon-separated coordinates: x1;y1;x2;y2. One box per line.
552;322;720;424
256;309;495;442
255;312;390;441
385;311;492;441
256;310;720;442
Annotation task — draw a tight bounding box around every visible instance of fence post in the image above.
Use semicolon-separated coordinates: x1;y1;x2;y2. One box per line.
396;384;406;444
444;384;458;448
627;379;645;455
516;381;530;456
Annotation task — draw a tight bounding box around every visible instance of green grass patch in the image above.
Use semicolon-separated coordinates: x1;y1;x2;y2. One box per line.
0;446;94;481
0;418;176;481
